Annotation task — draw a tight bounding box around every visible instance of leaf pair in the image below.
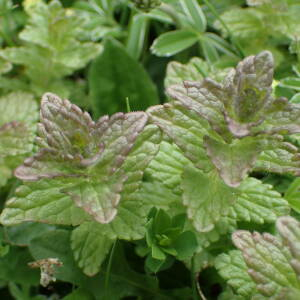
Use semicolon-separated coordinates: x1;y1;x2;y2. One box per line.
5;93;150;225
149;51;300;187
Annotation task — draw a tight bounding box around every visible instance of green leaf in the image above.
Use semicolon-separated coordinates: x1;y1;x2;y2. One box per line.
0;92;38;185
255;144;300;176
230;177;290;224
71;222;114;276
173;231;197;260
5;222;56;246
0;0;101;96
232;230;300;298
285;178;300;213
182;166;234;232
62;288;94;300
179;0;206;32
126;13;148;60
10;93;149;225
71;125;161;241
279;77;300;92
0;246;39;286
89;38;159;117
215;8;265;40
165;79;226;135
203;136;261;187
145;141;191;192
0;179;91;226
277;216;300;278
148;102;213;172
165;57;208;88
0;91;37;134
150;30;199;57
215;250;257;298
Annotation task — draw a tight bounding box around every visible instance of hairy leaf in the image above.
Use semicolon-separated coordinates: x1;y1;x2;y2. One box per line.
277;216;300;279
204;136;261;187
215;250;256;298
232;230;299;298
148;102;213;171
0;179;91;226
230;178;290;224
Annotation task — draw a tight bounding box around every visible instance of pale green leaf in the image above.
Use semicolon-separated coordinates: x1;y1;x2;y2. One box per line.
179;0;206;32
204;136;262;187
71;222;114;276
165;57;208;88
230;178;290;224
277;216;300;279
145;141;191;191
182;166;234;232
0;179;91;226
150;30;199;57
215;8;265;40
232;230;300;298
215;250;257;298
148;102;213;171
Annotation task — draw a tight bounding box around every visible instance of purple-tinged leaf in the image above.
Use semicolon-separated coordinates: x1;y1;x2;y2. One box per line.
203;136;261;187
232;230;299;298
148;102;213;171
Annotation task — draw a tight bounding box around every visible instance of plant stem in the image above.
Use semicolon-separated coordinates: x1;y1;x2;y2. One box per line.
104;240;118;300
158;3;182;28
202;0;244;58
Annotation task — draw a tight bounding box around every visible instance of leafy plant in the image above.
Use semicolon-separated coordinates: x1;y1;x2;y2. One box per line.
2;1;300;299
216;216;300;299
0;0;101;97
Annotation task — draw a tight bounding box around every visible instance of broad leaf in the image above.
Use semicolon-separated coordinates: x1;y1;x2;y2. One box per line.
230;178;290;224
0;0;101;96
0;179;91;226
148;102;213;171
182;166;234;232
71;222;114;276
203;136;261;187
215;250;256;298
232;230;300;298
11;93;148;224
89;38;159;117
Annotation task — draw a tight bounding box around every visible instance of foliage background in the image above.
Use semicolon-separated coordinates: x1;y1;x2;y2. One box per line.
1;0;300;299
